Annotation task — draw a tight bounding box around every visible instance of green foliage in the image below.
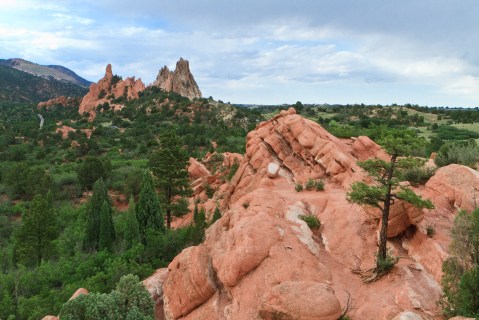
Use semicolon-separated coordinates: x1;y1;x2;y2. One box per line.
212;206;222;224
295;183;303;192
136;171;164;245
14;193;58;267
149;130;191;228
435;140;479;168
99;201;114;252
77;157;112;190
426;224;436;238
83;178;115;252
376;251;399;275
60;274;153;320
204;183;215;198
347;131;433;273
299;215;321;229
0;64;87;103
441;209;479;317
227;159;240;181
435;125;479;141
401;166;436;186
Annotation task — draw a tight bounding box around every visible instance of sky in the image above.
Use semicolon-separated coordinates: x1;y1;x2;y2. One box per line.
1;1;478;107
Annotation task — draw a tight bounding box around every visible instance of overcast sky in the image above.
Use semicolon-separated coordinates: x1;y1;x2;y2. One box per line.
1;1;478;107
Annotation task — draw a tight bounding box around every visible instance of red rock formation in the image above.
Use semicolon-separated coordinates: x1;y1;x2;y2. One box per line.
143;268;169;320
37;96;79;109
55;125;75;139
78;64;145;120
424;164;479;212
151;108;456;319
152;58;201;100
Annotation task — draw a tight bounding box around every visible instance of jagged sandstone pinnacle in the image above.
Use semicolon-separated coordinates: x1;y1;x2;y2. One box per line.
78;64;145;120
152;58;202;100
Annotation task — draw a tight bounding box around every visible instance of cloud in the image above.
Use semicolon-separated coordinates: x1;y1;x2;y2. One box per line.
0;0;478;106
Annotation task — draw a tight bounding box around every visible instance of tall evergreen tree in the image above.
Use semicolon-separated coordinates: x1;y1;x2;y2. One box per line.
136;171;163;245
14;193;58;266
149;130;191;229
124;196;140;249
83;178;115;252
99;201;113;252
347;130;434;281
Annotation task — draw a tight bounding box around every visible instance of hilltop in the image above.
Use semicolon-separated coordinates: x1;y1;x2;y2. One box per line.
0;58;91;88
0;64;88;103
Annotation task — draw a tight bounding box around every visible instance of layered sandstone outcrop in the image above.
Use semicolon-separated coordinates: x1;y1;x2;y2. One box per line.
152;58;201;100
154;108;464;319
78;64;145;120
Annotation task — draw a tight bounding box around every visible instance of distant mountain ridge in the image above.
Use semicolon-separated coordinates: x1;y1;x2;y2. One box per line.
0;58;91;88
0;64;88;103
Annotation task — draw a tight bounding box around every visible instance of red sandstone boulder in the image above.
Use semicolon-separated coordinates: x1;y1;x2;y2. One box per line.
188;157;210;180
41;316;58;320
424;164;479;212
143;268;169;320
259;281;341;320
163;246;216;319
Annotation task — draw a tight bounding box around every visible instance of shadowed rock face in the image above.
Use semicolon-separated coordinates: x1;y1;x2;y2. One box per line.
78;64;145;120
152;58;201;100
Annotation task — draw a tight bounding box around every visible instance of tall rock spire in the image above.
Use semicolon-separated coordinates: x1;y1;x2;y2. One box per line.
152;58;202;100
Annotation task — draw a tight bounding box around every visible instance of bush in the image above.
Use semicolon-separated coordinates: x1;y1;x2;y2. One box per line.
426;224;436;238
435;140;479;168
315;179;325;191
227;159;240;181
402;166;436;186
299;215;321;229
440;209;479;317
305;178;325;191
305;178;316;190
295;183;303;192
376;251;398;274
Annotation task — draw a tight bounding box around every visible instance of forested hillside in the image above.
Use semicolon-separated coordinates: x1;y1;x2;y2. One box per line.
0;65;88;103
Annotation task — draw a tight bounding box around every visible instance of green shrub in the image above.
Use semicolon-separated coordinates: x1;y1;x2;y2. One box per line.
426;224;436;238
435;140;479;168
227;159;240;181
242;202;249;209
376;251;398;274
204;184;215;198
299;215;321;229
315;179;325;191
440;209;479;317
305;178;316;190
402;166;436;186
295;183;303;192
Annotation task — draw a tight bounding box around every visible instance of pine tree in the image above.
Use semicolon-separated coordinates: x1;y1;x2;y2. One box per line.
136;171;163;245
14;193;58;266
124;196;140;249
99;200;113;252
347;130;434;281
212;206;221;224
83;178;115;252
149;130;191;229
